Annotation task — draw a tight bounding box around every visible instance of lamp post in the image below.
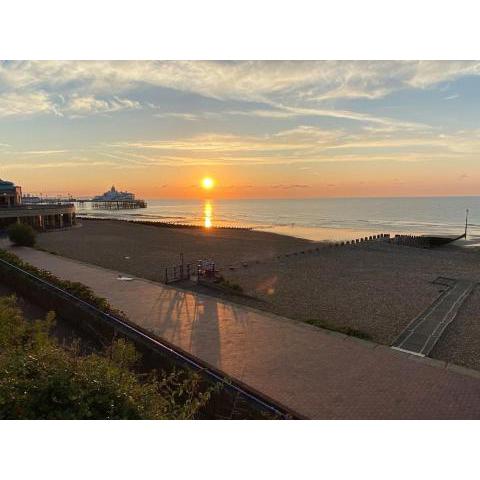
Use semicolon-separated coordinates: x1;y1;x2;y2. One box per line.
465;209;469;238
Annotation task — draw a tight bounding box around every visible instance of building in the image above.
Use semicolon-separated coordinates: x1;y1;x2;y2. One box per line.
93;185;135;202
0;179;76;230
0;180;22;207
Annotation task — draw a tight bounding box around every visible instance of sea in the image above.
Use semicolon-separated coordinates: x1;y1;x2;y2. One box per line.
76;197;480;245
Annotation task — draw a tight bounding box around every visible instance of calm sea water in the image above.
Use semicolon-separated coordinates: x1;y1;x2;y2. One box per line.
76;197;480;244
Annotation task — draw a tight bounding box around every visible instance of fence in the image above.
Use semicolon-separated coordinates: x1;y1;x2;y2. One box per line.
0;255;295;419
164;263;193;283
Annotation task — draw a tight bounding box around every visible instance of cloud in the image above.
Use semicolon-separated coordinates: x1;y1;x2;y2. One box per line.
19;149;69;155
154;112;201;121
0;91;56;118
101;124;480;168
153;111;221;121
65;95;140;117
1;160;116;169
1;60;480;121
271;184;310;189
227;105;429;130
444;94;460;100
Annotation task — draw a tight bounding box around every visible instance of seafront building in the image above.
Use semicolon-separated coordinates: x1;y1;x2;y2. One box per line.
93;185;135;202
0;179;76;230
88;185;146;209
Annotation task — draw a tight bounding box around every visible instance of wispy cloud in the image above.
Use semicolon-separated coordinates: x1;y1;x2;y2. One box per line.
100;125;480;167
0;91;56;118
271;184;310;189
1;60;480;121
65;95;141;117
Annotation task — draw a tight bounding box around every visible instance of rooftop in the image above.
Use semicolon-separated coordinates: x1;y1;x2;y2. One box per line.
0;180;18;193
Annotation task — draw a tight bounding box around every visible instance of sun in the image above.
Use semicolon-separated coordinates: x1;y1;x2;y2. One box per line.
201;177;215;190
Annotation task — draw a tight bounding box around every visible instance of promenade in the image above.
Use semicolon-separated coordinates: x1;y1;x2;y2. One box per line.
7;246;480;419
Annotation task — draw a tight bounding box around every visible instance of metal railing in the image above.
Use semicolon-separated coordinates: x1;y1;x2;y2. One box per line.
0;255;293;419
0;203;75;210
165;263;193;283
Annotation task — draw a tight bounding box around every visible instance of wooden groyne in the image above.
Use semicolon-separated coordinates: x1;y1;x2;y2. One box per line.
223;233;391;272
390;233;466;248
76;215;253;231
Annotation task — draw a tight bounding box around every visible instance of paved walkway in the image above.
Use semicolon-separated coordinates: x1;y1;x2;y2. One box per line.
6;246;480;419
392;278;476;356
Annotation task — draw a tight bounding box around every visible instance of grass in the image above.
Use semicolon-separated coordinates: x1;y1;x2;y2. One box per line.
305;318;372;341
35;246;59;255
214;276;244;293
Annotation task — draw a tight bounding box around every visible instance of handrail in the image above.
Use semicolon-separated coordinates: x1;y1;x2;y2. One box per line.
0;204;75;211
0;256;293;419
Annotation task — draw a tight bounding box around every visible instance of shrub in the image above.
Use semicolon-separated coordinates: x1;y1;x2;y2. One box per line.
215;275;244;293
0;249;125;319
7;223;36;247
0;296;212;419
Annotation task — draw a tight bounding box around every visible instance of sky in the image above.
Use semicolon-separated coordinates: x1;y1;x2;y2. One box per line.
1;60;480;199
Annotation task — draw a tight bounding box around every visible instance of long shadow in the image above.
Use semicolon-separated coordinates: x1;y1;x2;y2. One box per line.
145;286;252;370
143;288;197;344
189;297;221;367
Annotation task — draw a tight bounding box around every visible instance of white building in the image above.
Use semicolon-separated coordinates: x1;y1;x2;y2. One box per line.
93;186;135;202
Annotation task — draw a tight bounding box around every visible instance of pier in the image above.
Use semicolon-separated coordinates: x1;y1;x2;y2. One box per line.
78;199;147;210
25;185;147;211
24;196;147;210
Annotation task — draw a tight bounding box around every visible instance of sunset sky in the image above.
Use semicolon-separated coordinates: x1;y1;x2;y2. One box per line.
1;60;480;199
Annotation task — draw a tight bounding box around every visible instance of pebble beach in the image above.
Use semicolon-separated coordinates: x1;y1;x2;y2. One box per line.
35;218;480;371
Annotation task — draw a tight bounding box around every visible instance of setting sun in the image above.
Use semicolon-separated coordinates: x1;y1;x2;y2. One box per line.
201;177;215;190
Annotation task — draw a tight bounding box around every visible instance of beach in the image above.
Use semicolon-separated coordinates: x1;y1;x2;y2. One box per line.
36;219;315;282
36;218;480;370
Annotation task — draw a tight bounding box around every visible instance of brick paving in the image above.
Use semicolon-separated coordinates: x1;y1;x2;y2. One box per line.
7;246;480;419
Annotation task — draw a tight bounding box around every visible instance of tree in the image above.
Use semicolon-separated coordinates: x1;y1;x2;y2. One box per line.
7;223;36;247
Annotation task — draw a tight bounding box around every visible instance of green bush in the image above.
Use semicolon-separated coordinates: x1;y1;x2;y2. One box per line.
215;275;244;293
7;223;36;247
0;296;212;419
0;249;125;318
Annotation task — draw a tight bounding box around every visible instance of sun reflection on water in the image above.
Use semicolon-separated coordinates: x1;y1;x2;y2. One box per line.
204;200;213;228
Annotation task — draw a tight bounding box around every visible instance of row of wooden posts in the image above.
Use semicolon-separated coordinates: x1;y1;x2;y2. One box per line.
163;233;435;282
389;234;430;248
225;233;392;271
